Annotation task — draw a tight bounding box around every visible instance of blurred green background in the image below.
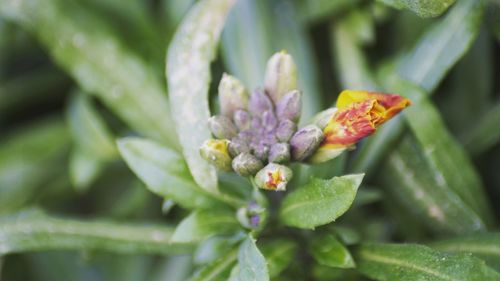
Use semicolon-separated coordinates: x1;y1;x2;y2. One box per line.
1;0;500;280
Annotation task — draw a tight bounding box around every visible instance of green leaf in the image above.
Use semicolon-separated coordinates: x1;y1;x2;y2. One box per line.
67;92;116;160
396;0;485;92
331;11;378;90
117;137;219;209
69;148;104;191
355;243;500;281
392;80;493;225
0;209;193;256
279;174;364;229
377;0;456;18
260;240;297;278
221;0;274;91
431;233;500;271
188;248;238;281
272;1;321;121
462;102;500;156
67;92;117;190
380;136;486;235
171;210;241;243
310;235;355;269
166;0;235;194
0;118;69;213
238;235;269;281
0;0;180;148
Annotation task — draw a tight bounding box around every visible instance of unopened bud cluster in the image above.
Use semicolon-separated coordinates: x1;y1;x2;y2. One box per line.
200;51;322;191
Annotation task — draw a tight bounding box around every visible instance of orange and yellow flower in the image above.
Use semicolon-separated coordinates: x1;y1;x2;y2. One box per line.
309;90;411;163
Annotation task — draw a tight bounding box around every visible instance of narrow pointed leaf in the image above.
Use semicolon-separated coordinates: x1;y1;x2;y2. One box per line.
238;235;269;281
355;243;500;281
392;80;493;225
396;0;486;92
167;0;235;194
431;233;500;271
381;136;486;235
0;210;193;255
280;174;364;229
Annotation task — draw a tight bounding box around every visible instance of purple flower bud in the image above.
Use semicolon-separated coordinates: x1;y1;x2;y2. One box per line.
262;110;278;131
228;137;250;157
252;143;270;162
232;152;263;176
264;51;298;104
268;142;290;163
208;115;237;139
218;73;248;117
249;89;273;116
289;125;324;161
275;90;301;122
276;119;297;142
233;109;251;130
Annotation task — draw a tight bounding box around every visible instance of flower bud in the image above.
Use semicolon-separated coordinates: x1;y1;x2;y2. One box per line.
249;89;273;116
275;90;301;122
232;152;263;176
268;143;290;163
208;115;237;139
262;110;278;131
289;125;324;161
254;163;293;191
237;202;265;229
276;119;297;142
311;107;337;129
264;51;298;104
233;109;251;130
252;143;270;162
199;139;232;171
218;73;248;117
228;137;250;157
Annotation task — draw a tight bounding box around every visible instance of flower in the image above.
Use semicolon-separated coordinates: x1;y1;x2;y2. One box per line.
309;90;411;163
200;52;410;191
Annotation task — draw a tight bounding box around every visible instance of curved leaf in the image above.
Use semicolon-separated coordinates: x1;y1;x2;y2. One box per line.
431;233;500;271
355;243;500;281
238;235;269;281
166;0;235;194
280;174;364;229
381;136;486;235
117;137;219;209
0;210;193;256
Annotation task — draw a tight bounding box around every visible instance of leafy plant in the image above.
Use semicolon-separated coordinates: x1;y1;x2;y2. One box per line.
1;0;500;280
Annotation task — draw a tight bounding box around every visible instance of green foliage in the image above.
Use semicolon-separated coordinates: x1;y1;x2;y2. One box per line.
1;0;500;280
355;243;500;280
280;174;363;229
